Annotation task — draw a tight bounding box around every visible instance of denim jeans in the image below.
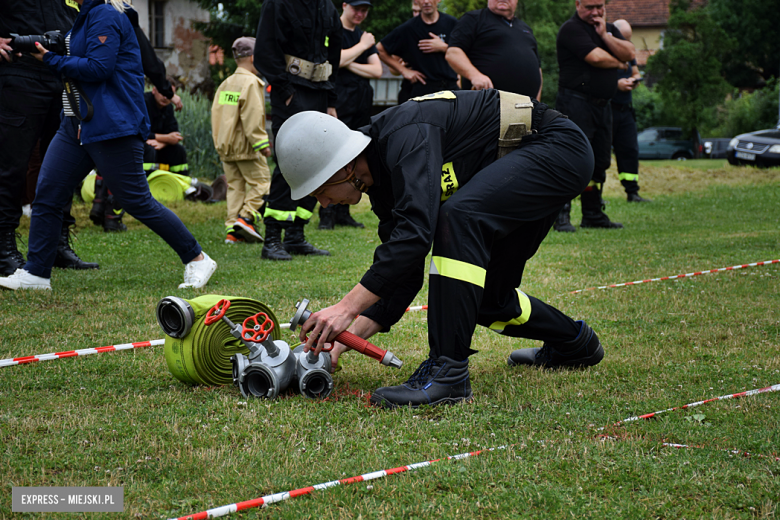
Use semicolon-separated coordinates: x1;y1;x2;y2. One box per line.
24;116;201;279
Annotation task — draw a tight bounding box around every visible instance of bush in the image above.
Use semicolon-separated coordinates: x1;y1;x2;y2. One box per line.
710;79;780;137
176;89;223;180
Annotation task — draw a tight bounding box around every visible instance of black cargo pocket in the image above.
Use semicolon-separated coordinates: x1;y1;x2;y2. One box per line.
0;110;26;128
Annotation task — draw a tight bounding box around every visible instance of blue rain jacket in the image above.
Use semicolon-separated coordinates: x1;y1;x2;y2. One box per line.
43;0;150;144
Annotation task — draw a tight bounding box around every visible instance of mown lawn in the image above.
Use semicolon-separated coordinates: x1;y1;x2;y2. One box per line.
1;160;778;519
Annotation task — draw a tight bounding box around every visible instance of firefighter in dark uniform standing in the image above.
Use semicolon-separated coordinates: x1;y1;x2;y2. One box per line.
0;0;97;274
376;0;458;100
611;19;650;203
318;0;381;230
254;0;342;260
276;90;606;409
553;0;635;232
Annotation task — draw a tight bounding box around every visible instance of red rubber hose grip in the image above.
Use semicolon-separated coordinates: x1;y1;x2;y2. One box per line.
334;331;387;362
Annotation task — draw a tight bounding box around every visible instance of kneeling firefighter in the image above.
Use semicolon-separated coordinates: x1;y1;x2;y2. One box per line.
276;89;606;409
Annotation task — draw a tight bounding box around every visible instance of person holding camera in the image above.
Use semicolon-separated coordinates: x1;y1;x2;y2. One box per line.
0;0;98;275
0;0;217;291
611;19;649;203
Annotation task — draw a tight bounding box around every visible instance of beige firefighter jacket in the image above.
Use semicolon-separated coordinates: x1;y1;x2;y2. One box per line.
212;67;270;161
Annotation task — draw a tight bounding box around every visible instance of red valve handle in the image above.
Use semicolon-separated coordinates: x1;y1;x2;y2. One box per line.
204;299;231;326
241;312;275;343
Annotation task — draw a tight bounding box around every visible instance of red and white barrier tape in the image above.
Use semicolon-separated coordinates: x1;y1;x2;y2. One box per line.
598;384;780;430
170;383;779;519
169;445;511;520
570;259;779;294
0;339;165;368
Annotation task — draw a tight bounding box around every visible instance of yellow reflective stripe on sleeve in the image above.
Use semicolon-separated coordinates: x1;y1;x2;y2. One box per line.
429;256;486;288
66;0;79;10
218;91;241;105
295;207;313;220
411;91;457;102
263;207;295;222
489;289;532;333
253;139;270;151
440;162;459;201
618;172;639;182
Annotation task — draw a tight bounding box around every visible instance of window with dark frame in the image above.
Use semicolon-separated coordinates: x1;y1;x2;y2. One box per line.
149;1;166;48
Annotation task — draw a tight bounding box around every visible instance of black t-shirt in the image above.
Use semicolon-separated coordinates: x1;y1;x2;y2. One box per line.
144;92;178;140
380;13;458;84
336;25;377;116
556;13;625;99
449;8;541;97
612;58;637;105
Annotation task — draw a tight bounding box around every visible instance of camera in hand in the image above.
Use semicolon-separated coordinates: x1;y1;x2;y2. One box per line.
10;30;67;55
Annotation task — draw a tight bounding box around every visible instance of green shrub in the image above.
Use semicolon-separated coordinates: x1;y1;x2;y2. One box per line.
177;89;223;180
711;79;780;137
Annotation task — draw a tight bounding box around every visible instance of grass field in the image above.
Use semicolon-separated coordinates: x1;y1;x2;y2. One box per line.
1;160;779;519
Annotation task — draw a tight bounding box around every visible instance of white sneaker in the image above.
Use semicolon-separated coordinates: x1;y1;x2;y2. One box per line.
0;269;52;290
178;252;217;289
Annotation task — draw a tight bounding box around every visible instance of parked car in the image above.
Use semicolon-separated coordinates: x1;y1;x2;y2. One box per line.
727;129;780;167
703;137;732;159
637;127;696;160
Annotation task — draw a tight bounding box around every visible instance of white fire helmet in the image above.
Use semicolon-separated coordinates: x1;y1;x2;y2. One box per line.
276;111;372;200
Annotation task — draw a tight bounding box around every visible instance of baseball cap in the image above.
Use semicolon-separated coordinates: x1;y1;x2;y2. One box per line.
232;37;255;58
346;0;372;5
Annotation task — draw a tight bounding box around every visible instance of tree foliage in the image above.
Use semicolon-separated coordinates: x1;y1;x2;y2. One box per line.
645;0;734;134
709;0;780;88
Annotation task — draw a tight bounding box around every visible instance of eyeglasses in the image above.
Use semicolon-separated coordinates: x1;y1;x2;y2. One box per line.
309;160;356;197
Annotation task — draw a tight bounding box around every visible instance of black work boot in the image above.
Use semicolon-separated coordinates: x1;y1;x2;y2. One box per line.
53;226;99;270
261;222;293;261
103;192;126;232
0;229;25;276
318;206;335;230
627;192;652;203
508;321;604;368
553;202;576;233
580;187;623;229
370;356;472;409
282;223;330;256
333;204;364;228
89;175;106;226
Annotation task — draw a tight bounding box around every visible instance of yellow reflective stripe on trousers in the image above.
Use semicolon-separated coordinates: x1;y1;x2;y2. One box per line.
429;256;485;288
263;207;295;222
169;164;188;173
587;180;601;189
440;162;459;201
296;207;313;220
489;289;532;333
618;172;639;182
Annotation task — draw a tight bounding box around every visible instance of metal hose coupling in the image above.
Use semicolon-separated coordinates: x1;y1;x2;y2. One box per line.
293;344;333;399
156;296;195;339
290;299;403;369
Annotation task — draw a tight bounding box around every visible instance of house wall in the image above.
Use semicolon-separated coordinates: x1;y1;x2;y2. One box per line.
132;0;211;88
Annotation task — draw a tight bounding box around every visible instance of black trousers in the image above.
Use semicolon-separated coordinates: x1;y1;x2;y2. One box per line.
427;117;594;360
263;85;327;226
555;89;612;185
143;142;189;174
611;103;640;194
0;71;75;230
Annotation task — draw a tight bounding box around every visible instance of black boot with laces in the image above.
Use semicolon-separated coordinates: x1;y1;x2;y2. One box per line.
370;356;472;409
0;229;25;276
508;321;604;369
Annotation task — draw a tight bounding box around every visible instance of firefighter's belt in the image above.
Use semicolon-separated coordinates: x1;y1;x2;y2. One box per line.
284;55;332;82
497;91;534;159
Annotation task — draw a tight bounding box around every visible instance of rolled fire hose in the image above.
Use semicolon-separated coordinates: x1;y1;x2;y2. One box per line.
147;170;191;202
157;295;281;386
80;171;98;203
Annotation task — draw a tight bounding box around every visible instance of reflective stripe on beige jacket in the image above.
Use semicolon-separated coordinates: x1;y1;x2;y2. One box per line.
211;67;270;161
